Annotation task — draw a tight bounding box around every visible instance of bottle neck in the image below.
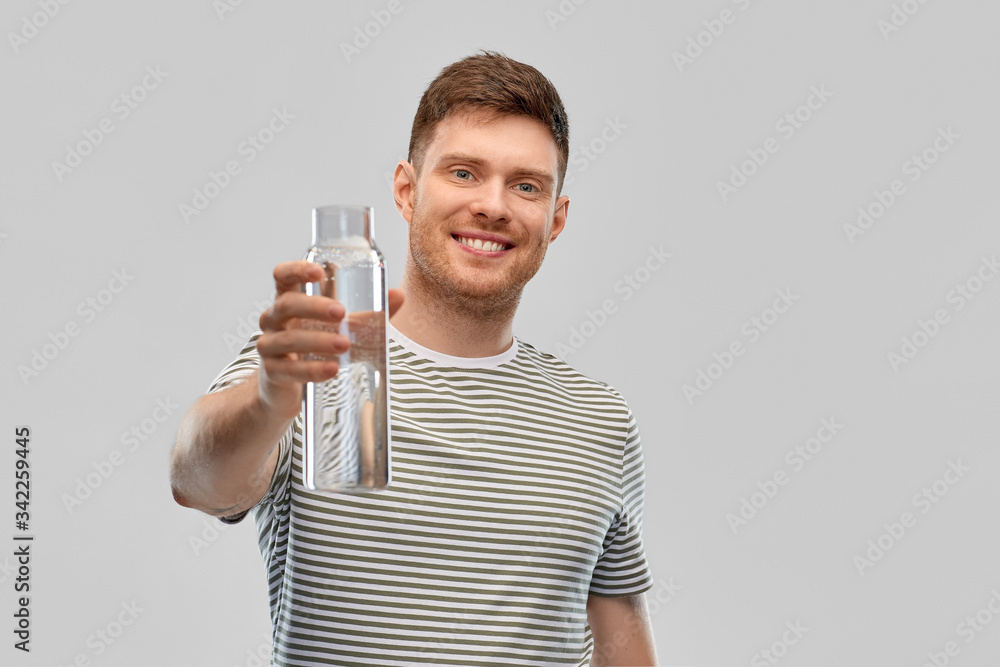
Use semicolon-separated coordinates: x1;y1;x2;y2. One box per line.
312;205;373;246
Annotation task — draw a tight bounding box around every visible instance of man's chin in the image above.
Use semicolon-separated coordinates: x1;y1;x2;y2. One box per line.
439;275;525;313
449;280;521;302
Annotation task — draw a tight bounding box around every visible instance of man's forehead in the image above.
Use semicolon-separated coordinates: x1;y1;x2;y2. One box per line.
425;110;558;168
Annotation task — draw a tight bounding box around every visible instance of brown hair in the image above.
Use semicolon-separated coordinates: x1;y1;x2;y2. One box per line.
407;51;570;194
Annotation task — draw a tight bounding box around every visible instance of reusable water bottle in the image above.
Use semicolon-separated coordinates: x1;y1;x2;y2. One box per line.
302;205;390;492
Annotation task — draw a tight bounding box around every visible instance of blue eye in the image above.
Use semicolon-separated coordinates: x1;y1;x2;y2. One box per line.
454;170;472;180
517;183;537;193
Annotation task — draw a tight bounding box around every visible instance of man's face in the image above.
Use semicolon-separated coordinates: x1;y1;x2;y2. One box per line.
394;109;569;314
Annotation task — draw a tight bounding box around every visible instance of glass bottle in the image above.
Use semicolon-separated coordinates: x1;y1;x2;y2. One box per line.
302;205;390;492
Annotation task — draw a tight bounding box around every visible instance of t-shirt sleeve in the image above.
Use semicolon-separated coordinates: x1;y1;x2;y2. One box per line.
588;405;654;597
206;332;294;525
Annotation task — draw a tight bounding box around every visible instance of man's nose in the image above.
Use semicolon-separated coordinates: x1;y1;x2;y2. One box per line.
469;179;511;223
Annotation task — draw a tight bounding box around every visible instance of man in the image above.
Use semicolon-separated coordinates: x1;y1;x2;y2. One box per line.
170;51;657;666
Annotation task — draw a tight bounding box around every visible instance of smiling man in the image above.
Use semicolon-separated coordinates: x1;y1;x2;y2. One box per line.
170;51;657;666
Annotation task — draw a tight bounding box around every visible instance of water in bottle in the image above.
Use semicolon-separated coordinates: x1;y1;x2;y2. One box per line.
302;205;390;492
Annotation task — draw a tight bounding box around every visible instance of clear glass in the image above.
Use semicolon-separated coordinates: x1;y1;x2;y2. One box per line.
302;205;390;492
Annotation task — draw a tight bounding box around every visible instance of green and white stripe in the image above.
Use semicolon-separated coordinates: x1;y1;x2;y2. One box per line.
211;325;652;666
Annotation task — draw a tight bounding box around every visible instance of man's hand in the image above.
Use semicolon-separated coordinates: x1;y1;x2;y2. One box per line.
255;260;404;422
169;260;403;515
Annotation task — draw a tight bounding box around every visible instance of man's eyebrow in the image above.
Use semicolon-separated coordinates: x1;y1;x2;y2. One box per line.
436;153;487;168
436;153;555;187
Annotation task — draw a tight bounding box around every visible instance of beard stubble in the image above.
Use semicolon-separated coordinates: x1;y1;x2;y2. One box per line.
406;200;550;322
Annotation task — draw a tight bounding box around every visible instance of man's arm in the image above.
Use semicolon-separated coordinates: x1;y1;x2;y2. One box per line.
587;593;658;666
169;261;375;516
169;373;291;516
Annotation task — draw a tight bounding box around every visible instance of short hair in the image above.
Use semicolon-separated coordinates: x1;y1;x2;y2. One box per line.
407;51;570;195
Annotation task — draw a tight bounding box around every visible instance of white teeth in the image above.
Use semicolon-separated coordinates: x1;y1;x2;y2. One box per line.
457;236;507;252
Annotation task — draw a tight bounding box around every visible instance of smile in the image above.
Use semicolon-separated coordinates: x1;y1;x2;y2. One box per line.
453;235;511;253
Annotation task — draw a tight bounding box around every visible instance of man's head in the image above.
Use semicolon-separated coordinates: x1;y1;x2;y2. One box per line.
407;51;570;196
393;52;571;324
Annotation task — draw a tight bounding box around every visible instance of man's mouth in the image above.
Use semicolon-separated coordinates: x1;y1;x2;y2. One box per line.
453;235;512;253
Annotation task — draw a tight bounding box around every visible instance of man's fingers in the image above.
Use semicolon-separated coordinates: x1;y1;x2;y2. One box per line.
261;358;340;385
273;260;325;295
256;329;350;358
267;264;400;338
260;291;345;332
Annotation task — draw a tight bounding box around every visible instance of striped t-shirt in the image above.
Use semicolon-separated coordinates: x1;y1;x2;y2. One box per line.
210;324;653;666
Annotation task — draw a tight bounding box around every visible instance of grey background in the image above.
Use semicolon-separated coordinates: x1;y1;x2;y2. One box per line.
3;1;999;665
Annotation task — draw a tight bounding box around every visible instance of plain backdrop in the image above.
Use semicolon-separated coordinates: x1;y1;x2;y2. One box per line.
2;1;999;666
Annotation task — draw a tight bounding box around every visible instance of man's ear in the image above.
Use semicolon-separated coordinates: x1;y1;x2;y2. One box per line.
393;161;417;223
549;195;569;243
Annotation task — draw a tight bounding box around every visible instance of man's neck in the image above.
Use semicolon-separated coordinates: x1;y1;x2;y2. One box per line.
390;275;518;358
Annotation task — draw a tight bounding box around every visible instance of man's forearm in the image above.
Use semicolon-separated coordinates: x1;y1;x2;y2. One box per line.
588;593;658;666
169;371;292;516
